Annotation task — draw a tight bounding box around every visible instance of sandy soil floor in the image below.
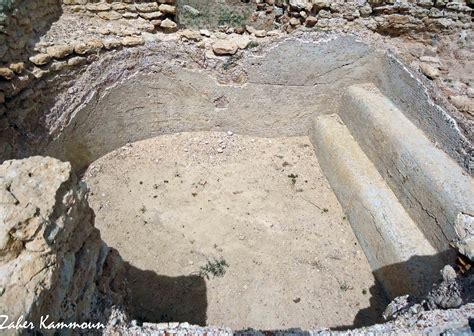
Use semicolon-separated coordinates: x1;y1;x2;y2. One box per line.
84;131;387;330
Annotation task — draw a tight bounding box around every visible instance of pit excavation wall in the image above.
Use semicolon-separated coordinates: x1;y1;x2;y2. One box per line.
38;35;474;305
0;1;474;334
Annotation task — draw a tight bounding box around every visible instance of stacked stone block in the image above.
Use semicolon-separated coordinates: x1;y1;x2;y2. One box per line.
62;0;177;32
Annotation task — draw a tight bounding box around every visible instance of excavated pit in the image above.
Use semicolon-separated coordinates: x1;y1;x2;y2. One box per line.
83;132;387;329
27;35;473;330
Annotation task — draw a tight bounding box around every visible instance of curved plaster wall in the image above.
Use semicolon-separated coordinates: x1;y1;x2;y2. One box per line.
45;36;379;169
44;35;472;175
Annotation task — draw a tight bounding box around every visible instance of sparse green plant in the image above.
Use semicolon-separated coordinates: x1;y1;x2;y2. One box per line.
218;10;246;26
222;58;233;70
340;282;354;291
288;173;298;185
199;257;229;279
222;53;241;70
179;1;252;29
0;0;14;12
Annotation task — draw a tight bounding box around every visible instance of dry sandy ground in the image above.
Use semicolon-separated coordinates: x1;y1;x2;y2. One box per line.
84;131;387;330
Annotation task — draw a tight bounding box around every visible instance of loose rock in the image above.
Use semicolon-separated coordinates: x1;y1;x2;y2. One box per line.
160;18;178;33
46;45;74;59
419;63;439;79
122;36;145;47
29;53;51;66
213;40;239;55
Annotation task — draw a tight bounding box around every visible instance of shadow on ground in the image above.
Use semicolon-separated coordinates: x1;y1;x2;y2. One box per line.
334;250;456;331
125;251;456;331
125;262;207;326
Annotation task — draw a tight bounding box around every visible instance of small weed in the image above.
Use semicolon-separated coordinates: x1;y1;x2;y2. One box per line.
288;173;298;185
222;59;234;71
222;53;241;70
340;282;354;291
310;259;324;270
140;205;147;213
199;257;229;280
0;0;14;11
322;208;329;213
362;288;368;295
218;10;246;26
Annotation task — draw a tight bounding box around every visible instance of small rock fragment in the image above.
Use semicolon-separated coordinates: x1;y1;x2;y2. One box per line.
183;5;200;16
158;4;176;15
97;11;122;20
200;29;211;37
46;45;74;59
9;62;25;74
0;67;14;80
212;40;238;55
122;36;145;47
160;18;178;33
306;16;318;27
29;53;51;66
103;39;122;50
419;63;439;79
68;56;86;66
449;95;474;116
180;29;202;42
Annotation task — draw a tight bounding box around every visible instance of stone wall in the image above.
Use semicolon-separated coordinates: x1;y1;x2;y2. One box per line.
0;156;126;335
0;0;178;162
252;0;472;34
177;0;472;34
0;0;474;168
0;0;472;165
0;0;62;67
62;0;177;32
280;0;472;31
0;0;62;161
